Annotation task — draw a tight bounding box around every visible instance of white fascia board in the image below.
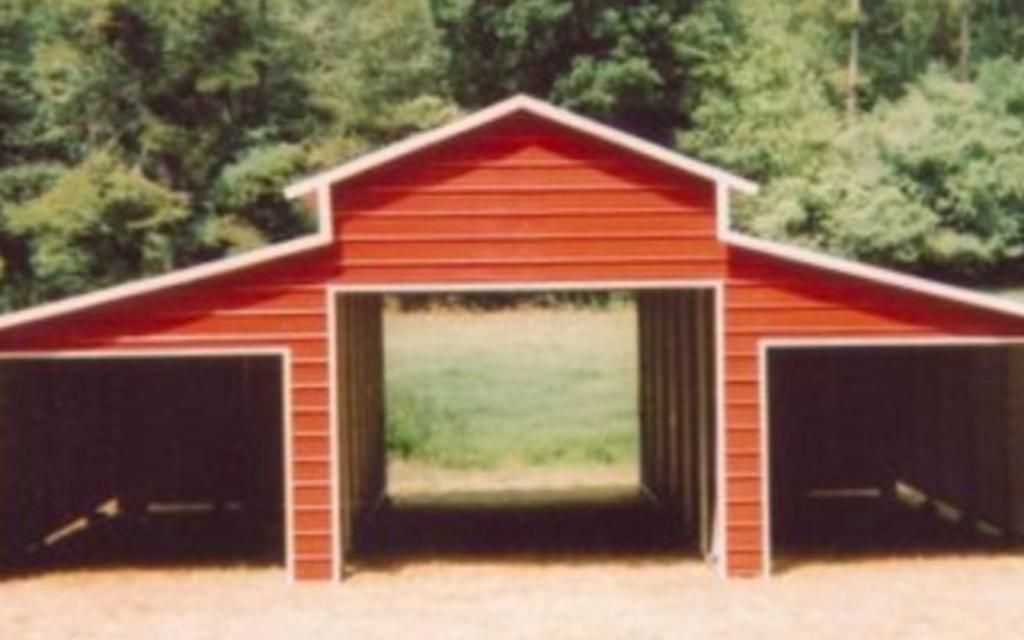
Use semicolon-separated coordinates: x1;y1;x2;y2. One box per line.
0;186;335;333
283;94;760;200
724;230;1024;321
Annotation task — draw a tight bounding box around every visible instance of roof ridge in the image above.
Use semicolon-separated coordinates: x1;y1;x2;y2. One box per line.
283;94;759;199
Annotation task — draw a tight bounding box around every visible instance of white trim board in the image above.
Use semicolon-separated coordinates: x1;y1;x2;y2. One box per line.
326;290;343;582
763;336;1024;349
712;282;729;579
0;347;289;360
329;279;723;294
0;347;297;582
725;231;1024;322
284;94;759;199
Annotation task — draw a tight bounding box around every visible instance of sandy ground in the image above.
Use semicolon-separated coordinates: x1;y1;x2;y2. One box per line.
3;554;1024;640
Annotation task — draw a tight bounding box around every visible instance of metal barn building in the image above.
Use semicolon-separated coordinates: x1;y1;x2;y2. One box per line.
1;96;1022;582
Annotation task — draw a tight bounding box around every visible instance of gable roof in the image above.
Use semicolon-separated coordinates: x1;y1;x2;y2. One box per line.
283;94;760;199
0;95;1022;335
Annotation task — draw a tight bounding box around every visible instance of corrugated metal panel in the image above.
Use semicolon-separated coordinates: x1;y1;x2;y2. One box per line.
334;293;385;568
724;249;1024;576
329;116;720;284
637;290;716;550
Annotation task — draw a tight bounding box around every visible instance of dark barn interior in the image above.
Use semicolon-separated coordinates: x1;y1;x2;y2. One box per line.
0;355;285;575
769;345;1024;562
333;289;718;566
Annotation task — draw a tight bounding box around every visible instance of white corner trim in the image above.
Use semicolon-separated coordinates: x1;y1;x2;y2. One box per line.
715;182;731;241
757;342;771;579
762;335;1024;349
712;283;729;579
327;279;722;294
0;187;335;334
325;289;343;582
283;94;760;200
724;230;1024;321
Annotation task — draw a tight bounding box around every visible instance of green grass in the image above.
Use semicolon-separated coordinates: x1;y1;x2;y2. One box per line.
384;304;638;472
993;285;1024;303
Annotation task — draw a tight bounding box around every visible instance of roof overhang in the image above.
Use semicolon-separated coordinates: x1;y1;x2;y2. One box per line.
722;230;1024;321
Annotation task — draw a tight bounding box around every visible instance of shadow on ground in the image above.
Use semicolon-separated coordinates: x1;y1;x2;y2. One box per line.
352;486;695;572
773;496;1023;574
0;510;284;581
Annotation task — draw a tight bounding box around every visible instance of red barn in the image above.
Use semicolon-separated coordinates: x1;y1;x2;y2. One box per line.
2;95;1023;582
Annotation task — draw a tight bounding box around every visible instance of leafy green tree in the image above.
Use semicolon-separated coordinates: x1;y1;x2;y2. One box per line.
0;2;36;166
752;60;1024;281
16;0;324;272
431;0;699;142
8;153;189;302
0;0;455;309
6;0;1024;308
287;0;457;166
678;2;842;181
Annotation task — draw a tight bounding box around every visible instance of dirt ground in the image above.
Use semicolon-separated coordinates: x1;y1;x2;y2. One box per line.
3;553;1023;640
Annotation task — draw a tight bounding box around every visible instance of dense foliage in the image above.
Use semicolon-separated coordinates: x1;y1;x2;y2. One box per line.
2;0;1024;310
0;0;452;309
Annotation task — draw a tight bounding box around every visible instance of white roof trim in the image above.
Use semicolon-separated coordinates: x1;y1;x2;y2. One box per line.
724;230;1024;321
0;186;335;332
283;94;760;199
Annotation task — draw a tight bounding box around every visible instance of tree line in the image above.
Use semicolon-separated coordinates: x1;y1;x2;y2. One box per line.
1;0;1022;311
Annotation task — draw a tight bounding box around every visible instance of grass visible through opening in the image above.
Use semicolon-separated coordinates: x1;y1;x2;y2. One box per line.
384;302;638;494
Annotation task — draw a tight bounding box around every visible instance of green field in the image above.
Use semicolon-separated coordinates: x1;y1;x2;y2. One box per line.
383;305;639;477
994;286;1024;303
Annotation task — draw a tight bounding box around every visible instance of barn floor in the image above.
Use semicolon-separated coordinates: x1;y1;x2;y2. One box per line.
3;554;1023;639
4;508;283;576
357;486;681;558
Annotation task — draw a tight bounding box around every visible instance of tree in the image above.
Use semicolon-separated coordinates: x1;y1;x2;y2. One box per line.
678;2;842;181
752;60;1024;281
0;0;455;309
287;0;457;166
8;153;189;302
842;0;863;123
431;0;699;142
21;0;326;264
6;0;1024;308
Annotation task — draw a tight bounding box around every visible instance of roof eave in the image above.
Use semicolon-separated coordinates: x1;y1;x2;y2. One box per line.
724;230;1024;321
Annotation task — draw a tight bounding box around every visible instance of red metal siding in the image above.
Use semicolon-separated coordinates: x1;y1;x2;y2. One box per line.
0;271;336;581
3;111;1024;580
330;115;722;283
0;114;721;581
723;249;1024;576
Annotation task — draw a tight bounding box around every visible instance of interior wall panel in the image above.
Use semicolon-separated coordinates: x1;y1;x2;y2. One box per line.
1007;347;1024;535
334;293;386;569
637;290;716;550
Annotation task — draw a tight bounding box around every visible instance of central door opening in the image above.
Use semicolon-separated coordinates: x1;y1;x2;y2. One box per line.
385;291;640;495
331;285;719;570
